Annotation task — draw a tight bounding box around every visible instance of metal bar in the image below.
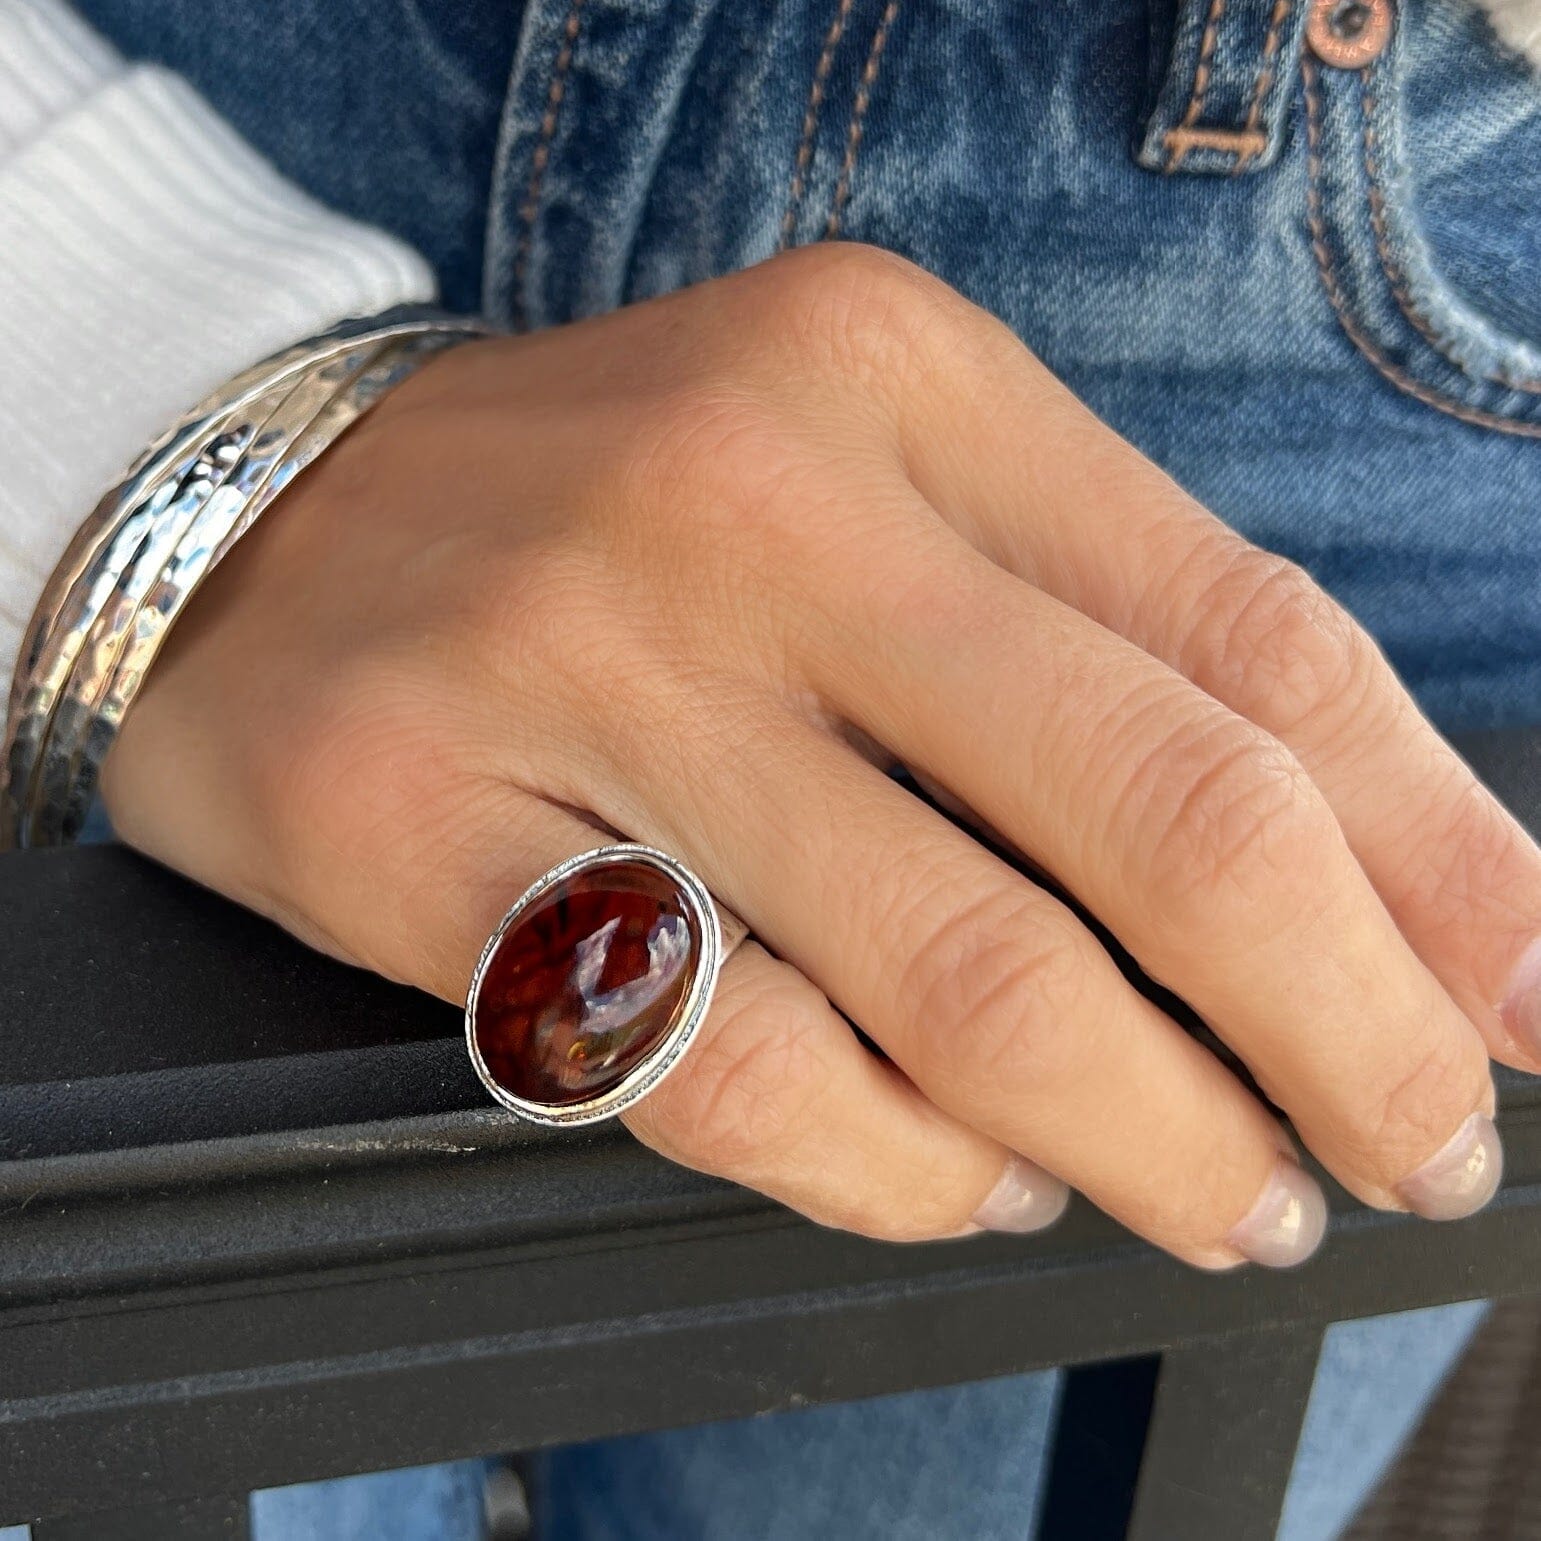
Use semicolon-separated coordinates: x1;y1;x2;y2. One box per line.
31;1495;250;1541
1038;1357;1161;1539
3;726;1540;1526
1127;1324;1325;1541
9;1187;1538;1523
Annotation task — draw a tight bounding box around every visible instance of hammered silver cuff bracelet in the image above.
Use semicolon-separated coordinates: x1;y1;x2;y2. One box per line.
0;306;747;1129
0;308;487;850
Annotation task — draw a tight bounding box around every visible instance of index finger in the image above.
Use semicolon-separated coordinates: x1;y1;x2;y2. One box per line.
899;302;1541;1079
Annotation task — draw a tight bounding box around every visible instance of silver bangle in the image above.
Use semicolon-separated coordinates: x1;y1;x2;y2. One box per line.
2;309;489;849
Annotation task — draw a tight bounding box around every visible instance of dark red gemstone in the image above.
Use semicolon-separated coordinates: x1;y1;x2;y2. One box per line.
471;858;702;1106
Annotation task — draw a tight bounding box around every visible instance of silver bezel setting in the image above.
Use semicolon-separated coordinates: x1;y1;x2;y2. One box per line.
464;843;724;1128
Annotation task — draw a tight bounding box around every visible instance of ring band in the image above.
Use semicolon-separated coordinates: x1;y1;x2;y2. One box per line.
465;844;745;1127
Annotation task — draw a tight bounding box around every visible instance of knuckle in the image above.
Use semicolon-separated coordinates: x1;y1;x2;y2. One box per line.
1122;714;1330;924
899;886;1093;1103
760;241;939;322
823;1144;974;1244
610;382;893;629
1161;1155;1262;1253
635;974;828;1174
626;381;786;498
754;243;962;383
451;540;683;772
1357;1031;1489;1177
1378;757;1532;946
243;654;496;958
1190;546;1379;733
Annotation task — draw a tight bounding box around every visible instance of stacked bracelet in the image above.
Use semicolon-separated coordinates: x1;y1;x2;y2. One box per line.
1;308;488;850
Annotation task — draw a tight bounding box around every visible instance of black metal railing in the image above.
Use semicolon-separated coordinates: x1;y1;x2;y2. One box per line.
5;727;1541;1540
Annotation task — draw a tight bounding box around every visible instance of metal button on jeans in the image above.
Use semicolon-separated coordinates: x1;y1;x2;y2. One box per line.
1308;0;1394;68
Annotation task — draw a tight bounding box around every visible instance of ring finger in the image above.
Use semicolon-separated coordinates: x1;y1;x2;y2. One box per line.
262;771;1050;1245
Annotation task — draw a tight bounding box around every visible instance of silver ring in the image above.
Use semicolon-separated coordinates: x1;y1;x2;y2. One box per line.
465;844;747;1127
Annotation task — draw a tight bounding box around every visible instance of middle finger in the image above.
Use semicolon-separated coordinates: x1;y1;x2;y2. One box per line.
575;695;1319;1269
804;508;1498;1220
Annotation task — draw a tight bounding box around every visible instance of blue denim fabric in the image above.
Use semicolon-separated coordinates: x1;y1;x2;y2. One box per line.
527;1366;1067;1541
81;0;1541;730
59;0;1541;1536
71;0;522;312
250;1461;493;1541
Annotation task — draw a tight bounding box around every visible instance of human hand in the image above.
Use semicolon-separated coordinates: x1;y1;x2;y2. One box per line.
103;245;1530;1268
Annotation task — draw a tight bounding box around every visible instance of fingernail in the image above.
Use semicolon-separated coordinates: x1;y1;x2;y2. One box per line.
1227;1158;1328;1268
1395;1113;1503;1221
970;1154;1071;1234
1498;937;1541;1061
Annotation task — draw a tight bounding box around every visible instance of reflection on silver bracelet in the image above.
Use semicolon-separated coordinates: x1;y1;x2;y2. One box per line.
1;308;489;849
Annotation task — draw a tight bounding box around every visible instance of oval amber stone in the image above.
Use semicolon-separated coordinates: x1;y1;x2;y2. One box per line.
471;858;702;1107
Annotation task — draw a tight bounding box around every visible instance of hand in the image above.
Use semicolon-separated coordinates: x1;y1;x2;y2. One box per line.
104;245;1532;1268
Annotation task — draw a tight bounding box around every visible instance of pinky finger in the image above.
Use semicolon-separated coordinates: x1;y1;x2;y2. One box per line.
624;940;1069;1243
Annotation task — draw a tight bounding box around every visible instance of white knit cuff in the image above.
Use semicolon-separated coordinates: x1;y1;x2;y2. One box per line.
0;0;436;688
1475;0;1541;67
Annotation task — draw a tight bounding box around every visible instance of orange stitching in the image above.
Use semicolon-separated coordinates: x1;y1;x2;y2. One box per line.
1358;73;1541;395
1164;125;1267;158
1239;0;1292;155
1168;0;1288;174
512;0;585;329
779;0;856;250
825;0;901;239
1183;0;1228;123
1167;0;1229;170
1303;59;1541;439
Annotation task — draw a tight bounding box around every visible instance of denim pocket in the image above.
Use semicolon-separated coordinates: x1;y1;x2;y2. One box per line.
1301;0;1541;435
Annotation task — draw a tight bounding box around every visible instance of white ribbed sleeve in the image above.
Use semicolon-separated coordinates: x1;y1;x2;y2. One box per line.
0;0;435;686
1476;0;1541;66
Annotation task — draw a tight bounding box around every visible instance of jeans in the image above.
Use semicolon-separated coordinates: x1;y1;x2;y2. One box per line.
61;0;1541;1534
82;0;1541;732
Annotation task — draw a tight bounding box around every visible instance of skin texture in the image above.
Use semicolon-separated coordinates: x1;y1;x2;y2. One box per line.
103;246;1539;1268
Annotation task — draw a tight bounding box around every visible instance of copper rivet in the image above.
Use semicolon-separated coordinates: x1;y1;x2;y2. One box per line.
1307;0;1393;67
